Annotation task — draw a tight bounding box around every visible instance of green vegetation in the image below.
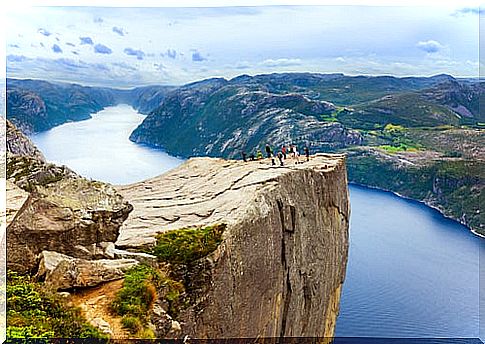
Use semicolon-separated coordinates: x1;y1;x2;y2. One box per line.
346;152;483;234
7;271;107;340
111;265;158;330
152;224;226;265
111;264;185;335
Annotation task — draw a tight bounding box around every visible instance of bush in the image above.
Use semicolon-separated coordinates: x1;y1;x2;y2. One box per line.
152;224;225;265
6;270;107;340
111;265;159;320
121;316;142;334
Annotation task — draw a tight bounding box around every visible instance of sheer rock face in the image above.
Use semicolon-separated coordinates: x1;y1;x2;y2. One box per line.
117;154;349;338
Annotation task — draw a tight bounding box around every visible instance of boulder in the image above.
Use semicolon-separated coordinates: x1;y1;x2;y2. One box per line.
36;250;138;290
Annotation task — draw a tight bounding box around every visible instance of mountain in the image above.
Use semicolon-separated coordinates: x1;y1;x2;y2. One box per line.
129;73;483;236
7;78;117;133
129;73;483;158
6;79;177;133
128;85;178;114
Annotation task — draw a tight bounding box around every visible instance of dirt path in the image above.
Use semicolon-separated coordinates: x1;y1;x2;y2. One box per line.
70;279;130;339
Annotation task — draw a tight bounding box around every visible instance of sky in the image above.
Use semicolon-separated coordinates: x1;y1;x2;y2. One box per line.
4;4;481;88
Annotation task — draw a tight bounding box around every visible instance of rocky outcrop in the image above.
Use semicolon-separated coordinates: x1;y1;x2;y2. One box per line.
116;154;349;338
5;118;45;161
6;121;133;273
36;251;138;290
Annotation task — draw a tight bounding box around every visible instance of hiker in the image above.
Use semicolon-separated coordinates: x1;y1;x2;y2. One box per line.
282;145;287;159
271;154;276;166
256;149;263;160
304;146;309;162
294;145;300;164
242;151;247;162
265;144;272;159
289;145;294;158
277;151;284;166
249;153;255;161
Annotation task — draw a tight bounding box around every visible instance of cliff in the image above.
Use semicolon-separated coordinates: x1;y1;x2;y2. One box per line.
116;154;349;338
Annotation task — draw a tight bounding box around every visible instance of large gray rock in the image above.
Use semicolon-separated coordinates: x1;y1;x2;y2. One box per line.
37;250;138;290
5;118;45;161
116;154;349;338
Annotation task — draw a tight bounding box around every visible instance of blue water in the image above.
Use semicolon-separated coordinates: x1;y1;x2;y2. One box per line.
31;104;183;185
336;185;483;338
30;104;483;338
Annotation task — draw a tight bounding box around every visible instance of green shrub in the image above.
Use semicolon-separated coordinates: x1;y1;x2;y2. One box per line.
6;270;107;340
121;316;142;334
111;265;159;320
152;224;225;265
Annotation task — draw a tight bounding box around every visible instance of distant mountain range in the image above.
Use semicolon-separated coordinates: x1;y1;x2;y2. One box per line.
6;73;484;235
6;78;174;133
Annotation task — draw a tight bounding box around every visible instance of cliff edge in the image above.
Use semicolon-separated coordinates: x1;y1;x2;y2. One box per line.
117;154;350;338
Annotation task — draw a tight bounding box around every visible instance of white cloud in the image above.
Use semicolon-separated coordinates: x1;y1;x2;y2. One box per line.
416;40;444;53
260;58;302;67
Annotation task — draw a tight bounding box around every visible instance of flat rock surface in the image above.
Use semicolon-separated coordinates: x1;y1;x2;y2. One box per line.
116;154;343;248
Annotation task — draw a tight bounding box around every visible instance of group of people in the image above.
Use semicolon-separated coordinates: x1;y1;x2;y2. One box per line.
241;144;310;166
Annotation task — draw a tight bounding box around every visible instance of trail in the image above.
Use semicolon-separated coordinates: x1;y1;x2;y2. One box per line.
70;279;130;339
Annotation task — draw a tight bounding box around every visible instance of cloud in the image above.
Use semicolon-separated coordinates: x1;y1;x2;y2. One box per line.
260;58;302;67
112;62;138;71
416;40;444;53
124;47;145;60
192;51;207;62
451;7;484;16
66;42;75;47
234;61;251;69
38;28;52;37
79;36;94;45
153;63;166;71
7;54;27;62
52;44;63;53
94;43;112;54
93;17;103;23
112;27;126;36
166;49;177;59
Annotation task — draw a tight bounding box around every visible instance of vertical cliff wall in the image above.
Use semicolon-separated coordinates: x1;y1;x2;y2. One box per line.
116;154;349;338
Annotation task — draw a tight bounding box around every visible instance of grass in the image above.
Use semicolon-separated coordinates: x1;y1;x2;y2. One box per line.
151;224;226;265
6;270;107;340
111;264;186;335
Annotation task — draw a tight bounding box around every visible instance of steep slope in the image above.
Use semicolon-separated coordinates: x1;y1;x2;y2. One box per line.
7;78;117;133
128;85;178;114
130;82;362;157
6;78;178;133
116;154;349;338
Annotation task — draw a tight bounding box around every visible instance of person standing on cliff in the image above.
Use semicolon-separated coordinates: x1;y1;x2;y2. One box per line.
304;146;310;162
265;144;272;159
256;149;263;160
294;145;300;164
277;151;284;166
242;151;247;162
282;145;287;159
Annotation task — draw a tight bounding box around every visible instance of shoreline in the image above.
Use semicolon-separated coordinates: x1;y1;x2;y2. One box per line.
348;181;484;239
